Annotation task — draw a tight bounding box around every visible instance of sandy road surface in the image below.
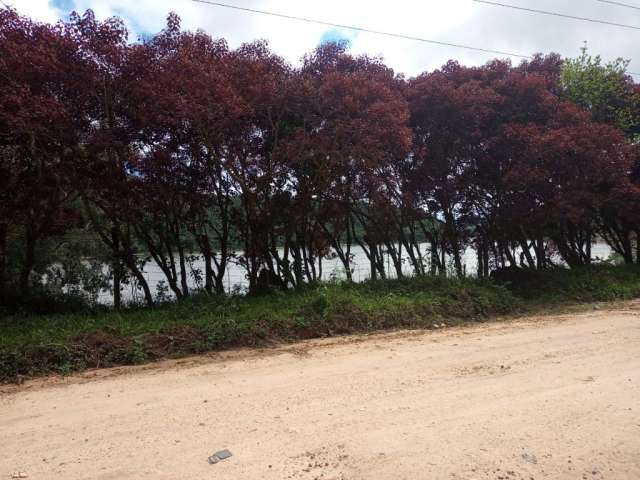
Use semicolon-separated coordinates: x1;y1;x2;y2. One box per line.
2;307;640;480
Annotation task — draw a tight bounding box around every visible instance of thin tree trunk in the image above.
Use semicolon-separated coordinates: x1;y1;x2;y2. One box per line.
0;222;7;302
476;240;484;277
518;234;536;269
177;236;189;297
19;225;36;295
123;256;153;307
201;235;213;294
111;226;121;310
535;235;546;269
483;239;490;276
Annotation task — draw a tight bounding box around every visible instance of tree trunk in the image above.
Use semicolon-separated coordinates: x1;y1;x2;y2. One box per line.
428;238;440;275
201;235;213;294
19;225;36;295
443;211;463;277
111;226;121;310
535;235;546;269
482;239;490;277
476;240;486;278
120;252;153;307
177;240;189;297
503;242;517;267
518;234;536;269
0;222;7;302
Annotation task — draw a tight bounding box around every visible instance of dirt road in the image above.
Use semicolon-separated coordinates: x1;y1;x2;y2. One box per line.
2;307;640;480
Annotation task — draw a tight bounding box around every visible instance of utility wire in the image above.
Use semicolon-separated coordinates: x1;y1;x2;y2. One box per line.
596;0;640;10
192;0;640;78
473;0;640;30
192;0;530;59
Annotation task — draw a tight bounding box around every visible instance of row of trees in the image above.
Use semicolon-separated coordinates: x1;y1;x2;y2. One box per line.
1;8;639;307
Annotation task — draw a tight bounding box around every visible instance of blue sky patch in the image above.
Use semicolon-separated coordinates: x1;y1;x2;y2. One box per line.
49;0;75;20
112;7;156;41
319;28;358;47
49;0;75;13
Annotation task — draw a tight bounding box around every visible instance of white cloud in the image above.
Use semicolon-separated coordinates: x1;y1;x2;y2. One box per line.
10;0;640;77
11;0;61;22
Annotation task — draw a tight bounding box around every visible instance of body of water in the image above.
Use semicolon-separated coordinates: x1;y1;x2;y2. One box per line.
94;242;614;305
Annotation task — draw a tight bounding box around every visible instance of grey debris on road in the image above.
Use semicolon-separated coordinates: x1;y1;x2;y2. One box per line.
208;449;233;464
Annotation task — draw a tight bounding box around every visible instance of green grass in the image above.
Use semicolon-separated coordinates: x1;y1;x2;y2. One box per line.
1;264;639;382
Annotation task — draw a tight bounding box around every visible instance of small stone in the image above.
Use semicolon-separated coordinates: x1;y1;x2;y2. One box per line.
12;473;28;479
208;449;232;464
216;450;232;460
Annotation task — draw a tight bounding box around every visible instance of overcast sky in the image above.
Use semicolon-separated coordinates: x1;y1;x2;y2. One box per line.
12;0;640;78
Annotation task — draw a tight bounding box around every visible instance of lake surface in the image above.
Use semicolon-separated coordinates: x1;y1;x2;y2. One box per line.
96;242;614;305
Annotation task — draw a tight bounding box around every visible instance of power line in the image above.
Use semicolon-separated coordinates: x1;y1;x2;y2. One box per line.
192;0;640;78
596;0;640;10
473;0;640;30
192;0;530;59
